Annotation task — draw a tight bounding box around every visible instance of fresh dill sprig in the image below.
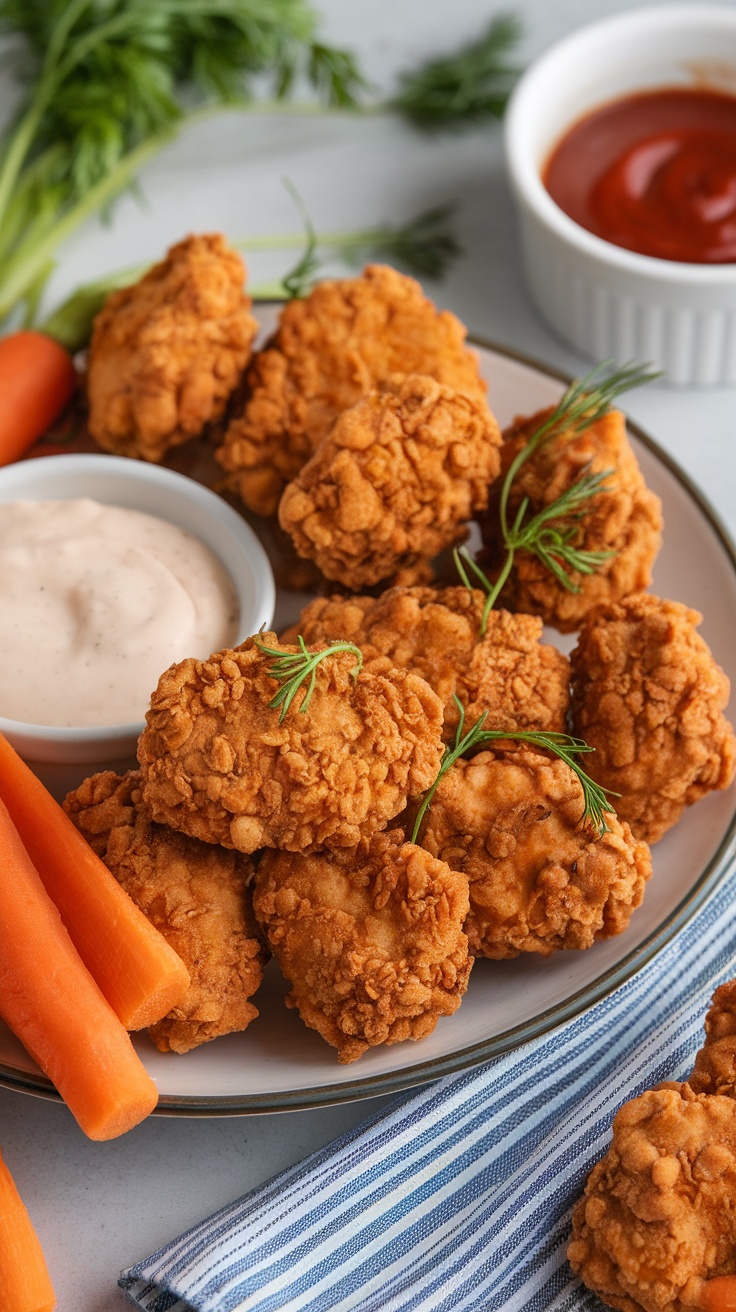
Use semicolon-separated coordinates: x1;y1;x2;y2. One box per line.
453;545;496;635
458;361;659;630
278;200;462;299
392;14;522;130
343;203;462;280
410;696;616;845
281;179;321;299
517;362;659;455
514;466;617;589
453;468;617;633
255;635;363;722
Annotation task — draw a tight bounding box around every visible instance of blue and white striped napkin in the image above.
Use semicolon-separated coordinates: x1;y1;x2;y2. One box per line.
120;857;736;1312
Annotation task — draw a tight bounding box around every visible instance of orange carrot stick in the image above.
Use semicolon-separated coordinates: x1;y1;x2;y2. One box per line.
0;1149;55;1312
0;332;76;466
701;1277;736;1312
0;797;158;1140
0;734;189;1030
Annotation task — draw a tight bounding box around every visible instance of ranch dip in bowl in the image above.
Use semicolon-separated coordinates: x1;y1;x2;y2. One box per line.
0;454;275;794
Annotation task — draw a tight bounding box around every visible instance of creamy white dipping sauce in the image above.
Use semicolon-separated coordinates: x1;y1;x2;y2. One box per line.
0;498;239;727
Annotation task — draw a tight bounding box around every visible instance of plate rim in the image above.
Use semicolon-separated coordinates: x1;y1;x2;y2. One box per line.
3;333;736;1116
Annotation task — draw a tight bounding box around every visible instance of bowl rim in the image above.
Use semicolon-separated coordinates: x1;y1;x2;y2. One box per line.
0;452;275;743
504;2;736;284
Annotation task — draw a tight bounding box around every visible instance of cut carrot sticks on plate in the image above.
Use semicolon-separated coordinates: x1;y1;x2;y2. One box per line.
0;733;189;1030
0;1148;56;1312
0;796;159;1140
0;331;76;466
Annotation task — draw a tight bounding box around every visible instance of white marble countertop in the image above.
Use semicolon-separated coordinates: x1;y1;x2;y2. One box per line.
2;2;735;1308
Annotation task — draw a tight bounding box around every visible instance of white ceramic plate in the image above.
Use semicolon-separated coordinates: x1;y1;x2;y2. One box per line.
2;327;736;1114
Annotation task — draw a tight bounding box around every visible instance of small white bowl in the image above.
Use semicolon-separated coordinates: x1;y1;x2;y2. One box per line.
505;5;736;386
0;455;275;792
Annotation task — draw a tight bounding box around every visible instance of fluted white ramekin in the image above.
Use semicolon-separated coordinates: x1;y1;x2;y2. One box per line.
505;5;736;386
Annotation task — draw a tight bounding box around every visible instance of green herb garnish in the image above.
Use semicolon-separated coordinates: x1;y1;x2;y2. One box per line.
330;203;462;282
456;361;658;632
280;179;321;300
411;696;616;845
255;635;363;722
0;5;524;332
0;0;365;325
392;14;521;129
39;197;462;350
277;199;462;300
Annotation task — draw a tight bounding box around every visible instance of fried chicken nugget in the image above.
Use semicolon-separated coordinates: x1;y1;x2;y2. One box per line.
283;585;570;741
569;1085;736;1312
138;633;444;855
278;373;502;589
216;263;488;516
689;981;736;1099
413;745;651;958
569;984;736;1312
571;593;736;844
64;770;266;1054
253;828;472;1063
480;407;663;631
87;233;257;461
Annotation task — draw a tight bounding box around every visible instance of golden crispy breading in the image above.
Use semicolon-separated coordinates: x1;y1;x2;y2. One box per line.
413;745;651;958
87;233;257;461
687;981;736;1098
278;374;502;588
569;1084;736;1312
216;263;488;516
137;633;444;855
63;770;266;1054
253;828;472;1063
480;407;663;632
283;585;570;741
570;984;736;1312
571;593;736;844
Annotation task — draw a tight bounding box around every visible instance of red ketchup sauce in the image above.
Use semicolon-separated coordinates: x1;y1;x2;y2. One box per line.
543;87;736;263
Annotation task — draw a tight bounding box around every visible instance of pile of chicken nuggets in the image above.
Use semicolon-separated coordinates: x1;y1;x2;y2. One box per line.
70;234;736;1305
67;232;736;1077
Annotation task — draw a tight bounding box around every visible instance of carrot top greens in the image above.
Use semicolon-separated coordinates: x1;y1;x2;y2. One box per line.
0;3;523;331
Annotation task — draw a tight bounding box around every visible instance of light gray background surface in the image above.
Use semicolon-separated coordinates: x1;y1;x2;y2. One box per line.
2;2;735;1308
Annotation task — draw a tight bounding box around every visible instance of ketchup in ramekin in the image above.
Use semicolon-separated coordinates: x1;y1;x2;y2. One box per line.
543;87;736;263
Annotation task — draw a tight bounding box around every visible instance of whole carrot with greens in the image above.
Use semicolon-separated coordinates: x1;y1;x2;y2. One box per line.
0;1149;55;1312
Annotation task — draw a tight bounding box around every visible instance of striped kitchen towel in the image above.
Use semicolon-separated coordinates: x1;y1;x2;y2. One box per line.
120;854;736;1312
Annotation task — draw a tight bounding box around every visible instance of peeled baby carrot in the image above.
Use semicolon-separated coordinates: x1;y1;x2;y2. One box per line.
0;1149;55;1312
0;331;76;465
0;734;189;1029
701;1277;736;1312
0;797;159;1140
